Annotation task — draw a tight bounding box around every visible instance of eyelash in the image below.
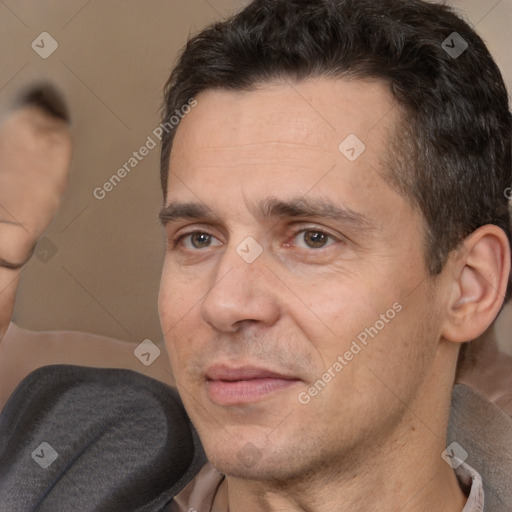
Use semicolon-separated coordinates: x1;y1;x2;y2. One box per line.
174;230;218;250
171;227;339;251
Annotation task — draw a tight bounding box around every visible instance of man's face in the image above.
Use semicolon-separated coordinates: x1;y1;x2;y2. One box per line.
159;78;443;480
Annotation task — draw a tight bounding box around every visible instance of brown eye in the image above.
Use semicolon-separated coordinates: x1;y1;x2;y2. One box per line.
180;232;221;250
191;233;211;248
292;230;335;249
304;231;329;248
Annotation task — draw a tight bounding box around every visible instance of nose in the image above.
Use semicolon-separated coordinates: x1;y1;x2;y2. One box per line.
200;242;281;333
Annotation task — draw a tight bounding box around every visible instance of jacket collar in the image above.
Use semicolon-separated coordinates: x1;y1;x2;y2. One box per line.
448;384;512;511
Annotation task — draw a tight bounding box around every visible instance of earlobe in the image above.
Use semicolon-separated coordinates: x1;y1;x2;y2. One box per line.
441;225;510;344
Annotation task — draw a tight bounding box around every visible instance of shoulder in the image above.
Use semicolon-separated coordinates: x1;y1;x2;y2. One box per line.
449;384;512;511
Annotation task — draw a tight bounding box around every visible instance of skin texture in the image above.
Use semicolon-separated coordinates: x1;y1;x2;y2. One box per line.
159;78;509;511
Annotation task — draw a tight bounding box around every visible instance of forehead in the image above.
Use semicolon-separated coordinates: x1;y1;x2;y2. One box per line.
165;77;408;230
171;77;398;200
169;78;398;172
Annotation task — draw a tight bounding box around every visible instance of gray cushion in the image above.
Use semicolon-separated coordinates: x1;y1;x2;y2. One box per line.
0;365;206;511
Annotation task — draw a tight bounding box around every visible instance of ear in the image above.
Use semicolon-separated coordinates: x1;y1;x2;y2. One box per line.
441;225;511;344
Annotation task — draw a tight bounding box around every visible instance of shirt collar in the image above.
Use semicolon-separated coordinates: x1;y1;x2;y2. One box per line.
456;460;484;512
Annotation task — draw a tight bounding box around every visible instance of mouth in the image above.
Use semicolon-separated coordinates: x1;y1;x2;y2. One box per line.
205;364;302;405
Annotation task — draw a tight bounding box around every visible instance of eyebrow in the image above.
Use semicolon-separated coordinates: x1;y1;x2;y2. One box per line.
159;202;213;225
159;196;374;232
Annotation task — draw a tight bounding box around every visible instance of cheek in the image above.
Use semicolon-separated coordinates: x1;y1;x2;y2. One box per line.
159;259;201;325
158;263;174;332
0;275;16;339
287;269;416;390
159;260;207;363
291;274;392;344
159;266;186;358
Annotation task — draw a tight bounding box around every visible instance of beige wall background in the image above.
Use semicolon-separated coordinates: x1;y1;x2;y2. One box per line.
1;0;511;353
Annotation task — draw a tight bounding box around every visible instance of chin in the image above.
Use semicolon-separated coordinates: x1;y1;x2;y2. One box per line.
201;430;321;484
208;452;291;481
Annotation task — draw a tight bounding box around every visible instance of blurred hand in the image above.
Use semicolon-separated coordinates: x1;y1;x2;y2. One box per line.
0;85;72;342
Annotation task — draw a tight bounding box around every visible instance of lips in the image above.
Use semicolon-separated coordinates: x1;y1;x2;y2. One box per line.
205;364;301;405
206;364;296;381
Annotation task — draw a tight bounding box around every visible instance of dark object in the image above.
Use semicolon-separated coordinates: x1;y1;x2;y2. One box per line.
15;83;70;123
0;365;206;511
